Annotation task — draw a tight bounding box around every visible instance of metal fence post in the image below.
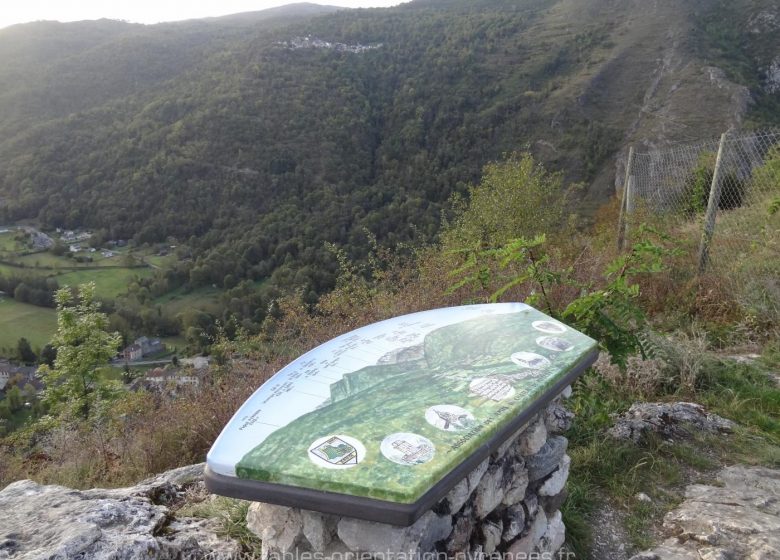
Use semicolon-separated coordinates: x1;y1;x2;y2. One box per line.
624;175;636;244
698;132;729;273
617;146;635;250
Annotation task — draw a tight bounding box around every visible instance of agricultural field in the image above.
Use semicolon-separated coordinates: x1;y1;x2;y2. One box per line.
0;225;175;358
56;268;155;299
11;251;126;268
0;224;258;359
144;252;179;268
0;230;25;253
0;297;56;353
154;285;224;317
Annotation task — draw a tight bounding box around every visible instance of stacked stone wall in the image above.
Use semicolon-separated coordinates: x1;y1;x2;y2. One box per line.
247;388;575;559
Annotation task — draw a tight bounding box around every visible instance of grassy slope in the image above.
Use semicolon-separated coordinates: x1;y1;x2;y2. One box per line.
55;268;154;299
11;252;125;268
0;297;56;351
562;354;780;555
153;285;224;317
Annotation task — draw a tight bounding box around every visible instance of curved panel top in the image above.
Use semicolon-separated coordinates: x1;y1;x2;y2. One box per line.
206;303;596;505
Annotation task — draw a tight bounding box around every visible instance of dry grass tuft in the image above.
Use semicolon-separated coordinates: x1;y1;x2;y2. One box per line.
594;352;670;397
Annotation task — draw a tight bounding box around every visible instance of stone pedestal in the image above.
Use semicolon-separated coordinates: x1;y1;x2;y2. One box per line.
246;389;574;559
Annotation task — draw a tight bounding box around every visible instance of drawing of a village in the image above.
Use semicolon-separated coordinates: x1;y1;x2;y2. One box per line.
236;309;595;503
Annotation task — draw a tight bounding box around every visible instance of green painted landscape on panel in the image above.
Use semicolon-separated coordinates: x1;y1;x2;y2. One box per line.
236;311;597;503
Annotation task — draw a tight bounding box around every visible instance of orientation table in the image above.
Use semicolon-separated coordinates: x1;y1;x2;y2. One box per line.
205;303;598;525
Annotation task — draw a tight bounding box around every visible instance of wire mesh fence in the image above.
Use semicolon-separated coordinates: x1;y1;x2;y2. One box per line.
618;129;780;274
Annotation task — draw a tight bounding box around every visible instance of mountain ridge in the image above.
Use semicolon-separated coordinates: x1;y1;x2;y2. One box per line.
0;0;777;298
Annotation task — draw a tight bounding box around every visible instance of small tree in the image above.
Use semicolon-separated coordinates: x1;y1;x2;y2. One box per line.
6;385;23;413
50;240;68;256
38;283;122;420
442;152;575;251
0;400;11;421
16;337;36;364
39;344;57;367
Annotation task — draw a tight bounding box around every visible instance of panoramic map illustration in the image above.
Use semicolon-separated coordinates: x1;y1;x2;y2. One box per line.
206;303;597;504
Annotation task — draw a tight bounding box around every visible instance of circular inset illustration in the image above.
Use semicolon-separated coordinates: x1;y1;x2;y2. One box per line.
425;405;476;432
469;377;516;401
531;320;567;334
308;434;366;469
511;351;552;369
535;336;574;352
380;433;435;465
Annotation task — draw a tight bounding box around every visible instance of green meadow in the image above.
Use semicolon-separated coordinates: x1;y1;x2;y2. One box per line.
0;297;57;352
56;268;154;299
154;285;224;317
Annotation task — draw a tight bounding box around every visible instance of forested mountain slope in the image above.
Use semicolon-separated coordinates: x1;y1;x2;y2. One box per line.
0;0;777;297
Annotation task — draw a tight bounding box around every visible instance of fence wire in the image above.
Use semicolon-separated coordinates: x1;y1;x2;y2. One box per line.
621;129;780;272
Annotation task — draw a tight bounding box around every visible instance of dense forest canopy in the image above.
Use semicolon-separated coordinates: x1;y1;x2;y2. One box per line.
0;0;778;311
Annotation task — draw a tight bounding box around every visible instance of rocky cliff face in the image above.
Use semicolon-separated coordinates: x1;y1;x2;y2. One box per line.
630;465;780;560
0;391;577;559
0;464;240;559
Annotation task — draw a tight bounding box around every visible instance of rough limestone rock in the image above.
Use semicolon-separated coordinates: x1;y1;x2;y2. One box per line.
473;462;506;518
481;519;503;554
439;477;471;515
302;509;337;550
517;418;548;456
247;502;303;558
0;464;240;560
630;465;780;560
539;454;571;497
243;397;576;557
523;493;539;518
540;510;566;554
320;540;355;560
439;458;489;515
337;511;452;554
502;460;529;506
446;511;474;554
496;418;538;460
540;488;568;516
502;504;526;541
544;402;575;434
609;402;735;443
527;436;568;481
508;508;548;556
467;458;490;490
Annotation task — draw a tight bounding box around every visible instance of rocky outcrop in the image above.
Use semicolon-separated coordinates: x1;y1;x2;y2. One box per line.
608;402;735;443
246;390;575;559
630;465;780;560
0;463;240;559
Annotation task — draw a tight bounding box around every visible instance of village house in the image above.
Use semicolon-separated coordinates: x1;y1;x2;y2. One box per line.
179;356;211;371
123;343;143;361
137;336;165;356
122;337;165;362
144;368;200;388
61;230;92;242
0;361;43;393
130;367;200;393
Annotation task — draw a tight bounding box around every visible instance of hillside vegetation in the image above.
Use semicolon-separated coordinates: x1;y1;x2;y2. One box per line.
0;148;777;557
0;0;778;319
